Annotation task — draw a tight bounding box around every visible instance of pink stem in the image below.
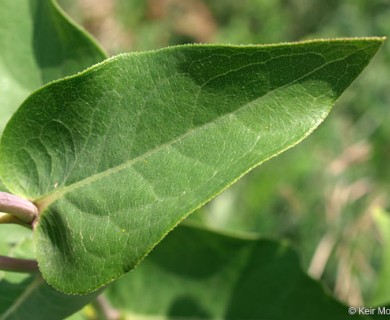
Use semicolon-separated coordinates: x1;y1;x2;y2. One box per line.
0;191;38;223
0;255;39;273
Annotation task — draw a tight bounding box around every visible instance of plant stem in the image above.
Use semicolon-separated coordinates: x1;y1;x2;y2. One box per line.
92;294;121;320
0;191;38;224
0;213;32;228
0;255;39;273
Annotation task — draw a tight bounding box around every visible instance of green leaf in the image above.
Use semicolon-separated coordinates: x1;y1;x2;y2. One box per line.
106;224;370;319
0;274;99;320
0;225;99;320
0;38;383;293
0;0;106;133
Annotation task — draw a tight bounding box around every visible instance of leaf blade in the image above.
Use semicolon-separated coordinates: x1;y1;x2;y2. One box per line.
0;0;107;133
0;38;384;293
0;274;99;320
106;224;369;319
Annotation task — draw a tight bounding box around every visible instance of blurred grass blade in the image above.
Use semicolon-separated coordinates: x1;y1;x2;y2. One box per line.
370;208;390;306
0;38;384;293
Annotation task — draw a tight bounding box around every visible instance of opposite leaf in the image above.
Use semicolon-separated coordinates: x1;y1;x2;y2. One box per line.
0;38;383;294
0;0;106;133
105;224;365;320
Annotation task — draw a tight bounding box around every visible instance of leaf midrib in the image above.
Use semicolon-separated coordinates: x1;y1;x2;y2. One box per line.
35;44;370;212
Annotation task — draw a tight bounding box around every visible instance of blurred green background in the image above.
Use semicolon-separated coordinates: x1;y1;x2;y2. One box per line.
58;0;389;307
